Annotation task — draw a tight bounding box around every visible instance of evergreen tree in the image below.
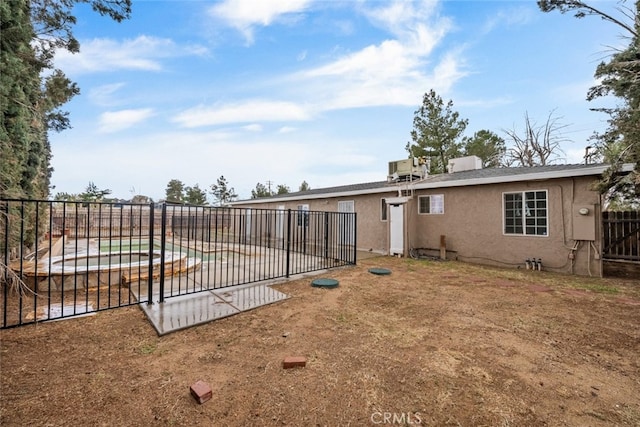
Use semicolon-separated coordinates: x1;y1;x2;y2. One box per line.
1;0;42;199
1;0;131;200
276;184;290;195
53;191;77;201
406;90;468;174
210;175;237;206
539;0;639;196
299;180;311;192
251;182;272;199
462;130;506;168
185;184;208;205
78;181;111;202
165;179;184;204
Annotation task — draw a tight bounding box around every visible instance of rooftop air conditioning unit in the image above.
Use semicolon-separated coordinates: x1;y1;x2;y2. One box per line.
388;158;423;181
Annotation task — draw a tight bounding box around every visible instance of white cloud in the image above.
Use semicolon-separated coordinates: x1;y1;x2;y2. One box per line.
209;0;311;44
173;100;312;128
88;83;127;107
305;39;419;80
55;36;209;75
98;108;155;133
183;0;462;119
481;6;535;34
294;40;463;110
278;126;297;133
244;124;263;132
361;0;442;39
282;0;459;110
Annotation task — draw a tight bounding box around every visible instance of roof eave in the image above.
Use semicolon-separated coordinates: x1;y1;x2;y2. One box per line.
229;185;397;205
412;163;633;190
229;163;635;205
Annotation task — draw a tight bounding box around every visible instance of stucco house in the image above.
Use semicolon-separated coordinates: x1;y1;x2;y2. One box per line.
229;157;635;277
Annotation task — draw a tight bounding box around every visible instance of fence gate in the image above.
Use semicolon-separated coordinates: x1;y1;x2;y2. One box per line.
602;211;640;262
1;199;357;328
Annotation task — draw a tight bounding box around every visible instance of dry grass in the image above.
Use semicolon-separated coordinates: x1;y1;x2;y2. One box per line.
1;256;639;426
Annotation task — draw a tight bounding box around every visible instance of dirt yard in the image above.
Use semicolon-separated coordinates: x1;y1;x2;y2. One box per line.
1;256;639;426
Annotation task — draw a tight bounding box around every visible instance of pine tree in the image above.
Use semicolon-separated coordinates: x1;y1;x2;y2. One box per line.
210;176;237;206
406;90;467;174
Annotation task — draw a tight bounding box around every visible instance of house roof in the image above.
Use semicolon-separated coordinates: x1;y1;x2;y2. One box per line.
229;163;635;205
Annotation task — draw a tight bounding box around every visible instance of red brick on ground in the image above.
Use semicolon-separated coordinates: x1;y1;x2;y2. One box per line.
190;380;212;404
282;356;307;369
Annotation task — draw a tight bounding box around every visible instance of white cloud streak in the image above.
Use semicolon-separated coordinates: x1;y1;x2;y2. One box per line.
88;83;127;107
177;0;463;127
55;36;209;75
98;108;155;133
173;100;312;128
289;0;459;110
481;6;535;34
209;0;311;44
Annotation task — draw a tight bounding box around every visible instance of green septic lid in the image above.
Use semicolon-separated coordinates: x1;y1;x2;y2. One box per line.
311;278;339;288
368;268;392;275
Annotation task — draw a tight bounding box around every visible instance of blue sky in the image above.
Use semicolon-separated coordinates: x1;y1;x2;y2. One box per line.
49;0;626;201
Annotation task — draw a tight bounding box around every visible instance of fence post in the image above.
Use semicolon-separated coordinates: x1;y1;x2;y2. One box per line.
159;203;167;303
352;212;357;264
2;200;9;328
147;203;154;305
286;209;292;278
324;212;329;261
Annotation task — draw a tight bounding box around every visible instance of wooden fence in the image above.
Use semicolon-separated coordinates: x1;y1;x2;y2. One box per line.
602;211;640;261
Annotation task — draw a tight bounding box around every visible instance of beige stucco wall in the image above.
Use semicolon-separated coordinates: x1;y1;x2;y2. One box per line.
405;176;602;276
237;192;397;255
233;175;603;276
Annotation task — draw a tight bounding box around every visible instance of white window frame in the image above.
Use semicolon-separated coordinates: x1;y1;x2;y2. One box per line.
418;194;444;215
502;190;548;237
380;198;388;222
338;200;354;213
297;204;309;227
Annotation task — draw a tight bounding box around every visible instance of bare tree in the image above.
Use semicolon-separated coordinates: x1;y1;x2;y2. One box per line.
503;111;569;167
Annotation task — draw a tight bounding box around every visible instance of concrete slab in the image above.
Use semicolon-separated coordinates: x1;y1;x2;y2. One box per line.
215;284;290;312
138;283;289;335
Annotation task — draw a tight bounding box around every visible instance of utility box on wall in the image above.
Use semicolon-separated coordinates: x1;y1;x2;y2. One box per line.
572;204;596;241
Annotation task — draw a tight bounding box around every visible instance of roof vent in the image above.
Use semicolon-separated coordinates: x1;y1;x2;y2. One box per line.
447;155;483;173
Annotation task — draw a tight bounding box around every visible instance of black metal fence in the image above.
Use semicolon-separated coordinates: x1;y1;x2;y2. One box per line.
1;199;357;328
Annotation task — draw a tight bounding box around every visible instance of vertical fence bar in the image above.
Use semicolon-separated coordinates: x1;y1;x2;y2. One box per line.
213;208;219;289
95;203;102;311
285;209;292;278
147;203;155;304
33;201;40;318
17;202;25;323
45;202;53;318
2;201;8;328
352;212;357;264
159;203;167;303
